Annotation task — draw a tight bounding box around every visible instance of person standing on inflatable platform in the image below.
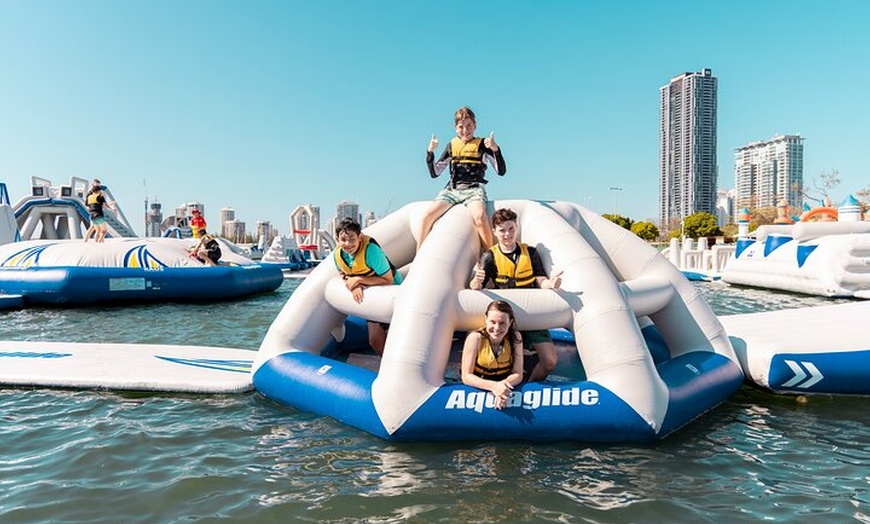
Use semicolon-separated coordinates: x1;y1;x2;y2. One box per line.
190;208;207;239
420;106;506;251
461;300;524;410
469;208;562;382
84;179;116;243
333;217;403;356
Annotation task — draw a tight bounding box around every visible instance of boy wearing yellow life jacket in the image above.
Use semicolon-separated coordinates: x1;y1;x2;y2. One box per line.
420;106;507;251
333;217;403;356
469;208;563;382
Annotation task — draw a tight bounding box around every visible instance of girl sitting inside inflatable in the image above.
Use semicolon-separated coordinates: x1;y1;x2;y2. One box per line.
460;300;525;410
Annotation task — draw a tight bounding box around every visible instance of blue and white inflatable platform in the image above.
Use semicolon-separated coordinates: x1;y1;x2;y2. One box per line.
0;340;253;393
721;300;870;396
253;200;745;443
0;238;283;306
722;221;870;298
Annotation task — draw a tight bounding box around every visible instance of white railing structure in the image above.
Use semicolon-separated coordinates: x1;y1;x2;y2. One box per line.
663;237;735;281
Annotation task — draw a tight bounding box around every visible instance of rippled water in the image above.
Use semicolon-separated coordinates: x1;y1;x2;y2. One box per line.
1;280;868;523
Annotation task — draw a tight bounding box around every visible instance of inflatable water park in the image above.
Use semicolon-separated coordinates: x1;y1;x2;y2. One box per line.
722;197;870;298
13;176;138;241
258;204;333;275
253;199;747;442
665;196;870;298
0;180;282;306
2;192;869;442
0;237;283;306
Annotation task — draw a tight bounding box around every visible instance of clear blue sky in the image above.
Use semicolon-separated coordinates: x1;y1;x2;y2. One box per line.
2;1;868;235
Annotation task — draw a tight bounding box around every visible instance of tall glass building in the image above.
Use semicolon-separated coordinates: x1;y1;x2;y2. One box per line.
659;68;718;231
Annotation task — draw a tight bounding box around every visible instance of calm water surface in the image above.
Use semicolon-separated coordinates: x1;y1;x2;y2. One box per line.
1;280;868;523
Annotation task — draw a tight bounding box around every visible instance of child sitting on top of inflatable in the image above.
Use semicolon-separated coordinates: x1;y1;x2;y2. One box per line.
190;229;222;266
333;217;403;356
469;208;562;382
420;105;507;251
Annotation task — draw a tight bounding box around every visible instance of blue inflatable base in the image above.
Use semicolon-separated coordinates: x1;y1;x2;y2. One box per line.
0;265;284;306
253;322;744;443
768;350;870;395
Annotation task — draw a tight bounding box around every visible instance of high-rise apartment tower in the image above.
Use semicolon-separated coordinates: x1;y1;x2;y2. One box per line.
734;135;804;211
659;68;718;230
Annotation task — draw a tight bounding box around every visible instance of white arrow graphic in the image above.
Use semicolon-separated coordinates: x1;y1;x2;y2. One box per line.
781;360;824;388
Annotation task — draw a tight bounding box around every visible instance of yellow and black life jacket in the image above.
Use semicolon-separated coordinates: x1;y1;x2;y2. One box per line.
334;234;377;277
473;327;514;380
450;137;484;167
86;191;104;213
491;243;536;288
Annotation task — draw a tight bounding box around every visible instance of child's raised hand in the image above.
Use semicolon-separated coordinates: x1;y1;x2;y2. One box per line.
428;134;439;153
547;270;564;290
484;131;498;151
474;262;485;285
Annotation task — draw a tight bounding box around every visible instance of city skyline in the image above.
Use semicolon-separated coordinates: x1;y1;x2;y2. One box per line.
3;2;869;235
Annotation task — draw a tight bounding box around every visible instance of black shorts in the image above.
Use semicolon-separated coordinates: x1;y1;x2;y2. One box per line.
368;321;390;331
523;351;539;382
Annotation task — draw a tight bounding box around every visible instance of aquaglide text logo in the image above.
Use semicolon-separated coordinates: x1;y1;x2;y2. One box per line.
445;386;599;413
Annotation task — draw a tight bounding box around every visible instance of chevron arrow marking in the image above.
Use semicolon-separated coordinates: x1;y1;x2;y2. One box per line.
781;360;824;389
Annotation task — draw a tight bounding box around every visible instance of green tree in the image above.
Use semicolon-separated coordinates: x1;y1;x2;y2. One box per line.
602;213;633;230
721;223;738;239
630;221;659;241
682;212;722;238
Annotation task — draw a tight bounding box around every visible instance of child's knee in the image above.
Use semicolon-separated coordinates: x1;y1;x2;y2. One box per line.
538;344;558;370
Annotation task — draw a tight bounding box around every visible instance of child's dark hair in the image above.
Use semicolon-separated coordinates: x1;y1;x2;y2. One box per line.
491;208;517;228
485;300;518;344
335;217;362;237
454;106;476;124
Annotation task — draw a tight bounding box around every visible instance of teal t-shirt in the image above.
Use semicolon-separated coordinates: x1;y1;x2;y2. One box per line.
336;241;403;285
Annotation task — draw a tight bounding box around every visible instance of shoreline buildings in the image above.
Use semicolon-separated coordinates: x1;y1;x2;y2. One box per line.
659;68;718;231
734;135;804;211
220;207;246;242
145;200;163;237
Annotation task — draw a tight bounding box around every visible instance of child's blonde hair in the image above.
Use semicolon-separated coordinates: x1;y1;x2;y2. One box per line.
454;106;476;124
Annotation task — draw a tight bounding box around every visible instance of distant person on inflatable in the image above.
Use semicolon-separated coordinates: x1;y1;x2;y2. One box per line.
461;300;524;410
420;105;507;251
191;229;222;266
190;208;207;238
333;217;403;356
84;180;116;243
470;208;562;382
